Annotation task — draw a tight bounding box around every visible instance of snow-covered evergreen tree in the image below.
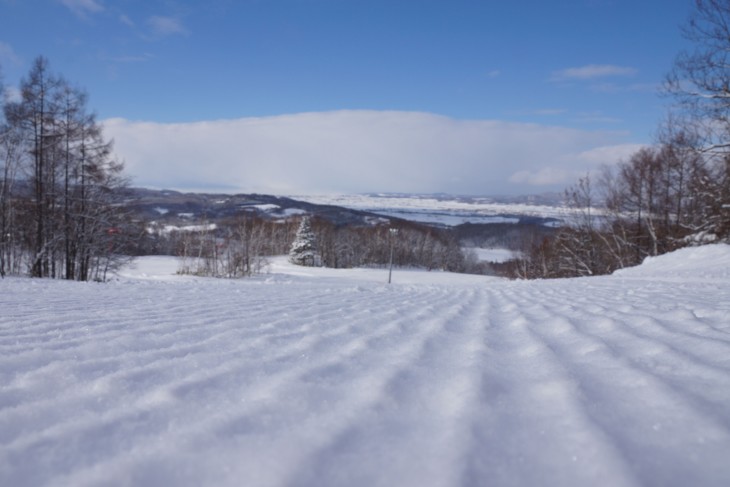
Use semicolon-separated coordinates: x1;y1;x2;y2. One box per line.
289;216;318;266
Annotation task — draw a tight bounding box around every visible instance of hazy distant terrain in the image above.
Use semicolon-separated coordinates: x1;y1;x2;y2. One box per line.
124;189;563;257
122;188;565;226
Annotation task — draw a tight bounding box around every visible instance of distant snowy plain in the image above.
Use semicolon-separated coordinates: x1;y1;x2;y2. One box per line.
295;193;566;226
2;245;730;486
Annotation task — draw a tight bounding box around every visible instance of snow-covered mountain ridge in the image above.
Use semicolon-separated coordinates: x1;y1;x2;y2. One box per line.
1;245;729;486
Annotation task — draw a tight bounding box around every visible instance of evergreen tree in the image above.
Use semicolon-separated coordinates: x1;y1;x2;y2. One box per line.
289;216;318;267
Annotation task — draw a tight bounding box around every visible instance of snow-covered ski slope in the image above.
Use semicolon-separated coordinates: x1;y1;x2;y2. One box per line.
2;245;730;487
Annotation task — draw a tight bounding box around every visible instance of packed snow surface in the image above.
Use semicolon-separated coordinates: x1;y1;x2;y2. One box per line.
2;246;730;487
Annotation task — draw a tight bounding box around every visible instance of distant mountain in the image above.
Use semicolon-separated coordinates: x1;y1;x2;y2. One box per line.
119;187;561;251
118;187;397;227
120;188;566;227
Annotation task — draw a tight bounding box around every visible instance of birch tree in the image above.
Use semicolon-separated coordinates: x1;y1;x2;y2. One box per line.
665;0;730;242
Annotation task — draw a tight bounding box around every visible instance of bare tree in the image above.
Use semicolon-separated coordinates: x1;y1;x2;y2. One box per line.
554;176;603;276
666;0;730;149
3;57;130;280
4;57;63;276
220;215;269;277
0;123;23;278
0;67;23;277
664;0;730;242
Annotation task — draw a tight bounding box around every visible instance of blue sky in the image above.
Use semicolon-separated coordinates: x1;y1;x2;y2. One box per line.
0;0;694;195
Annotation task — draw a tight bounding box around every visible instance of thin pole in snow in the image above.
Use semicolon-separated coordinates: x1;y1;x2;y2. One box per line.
388;227;398;284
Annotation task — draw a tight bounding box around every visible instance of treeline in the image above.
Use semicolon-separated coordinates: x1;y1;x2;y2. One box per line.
171;215;298;277
313;218;466;271
1;57;132;280
161;213;469;278
515;142;728;278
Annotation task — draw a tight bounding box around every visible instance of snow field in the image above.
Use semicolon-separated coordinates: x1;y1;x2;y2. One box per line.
1;246;730;486
466;247;521;263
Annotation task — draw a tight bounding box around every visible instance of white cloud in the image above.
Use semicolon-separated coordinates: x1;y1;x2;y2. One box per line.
147;16;188;36
103;110;640;195
552;64;637;81
0;41;21;66
509;167;573;186
534;108;567;116
3;85;21;102
58;0;103;18
119;14;134;27
573;143;645;166
509;143;646;187
575;111;623;124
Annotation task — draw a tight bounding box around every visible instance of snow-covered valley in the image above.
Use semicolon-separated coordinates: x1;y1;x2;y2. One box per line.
1;246;730;486
295;193;566;226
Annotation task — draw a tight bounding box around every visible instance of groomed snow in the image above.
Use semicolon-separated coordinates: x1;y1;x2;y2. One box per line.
2;246;730;486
